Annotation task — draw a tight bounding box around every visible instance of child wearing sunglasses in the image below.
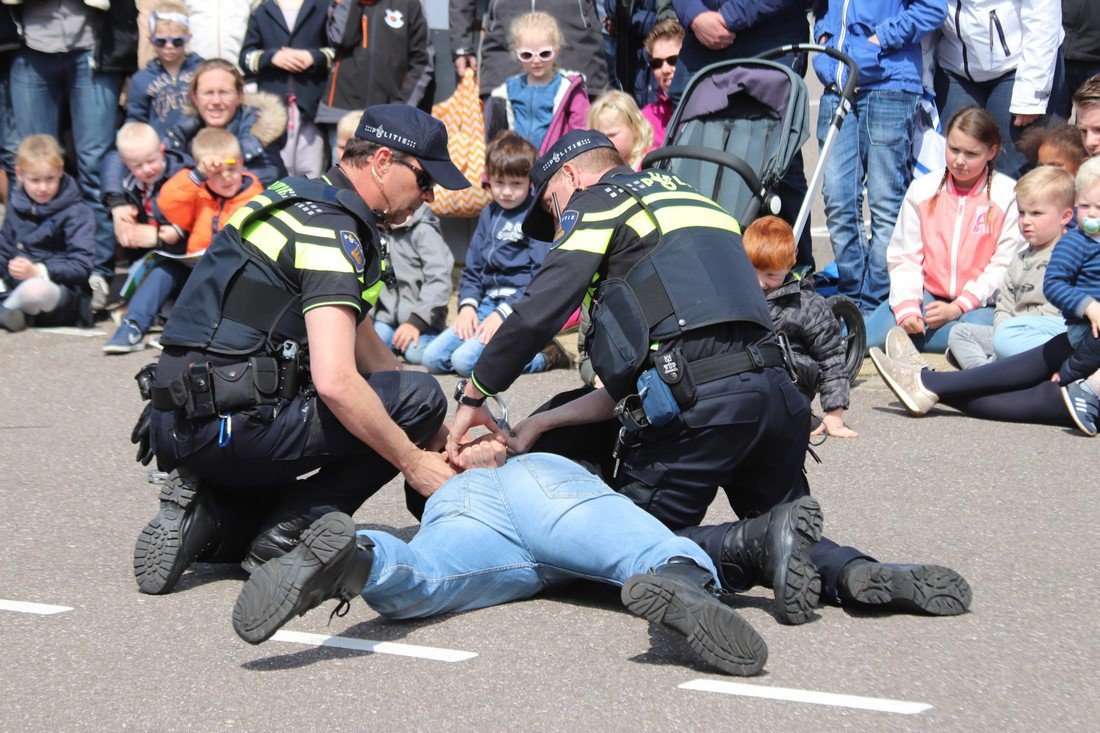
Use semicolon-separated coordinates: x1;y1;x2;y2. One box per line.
127;2;204;139
640;19;684;148
485;12;589;155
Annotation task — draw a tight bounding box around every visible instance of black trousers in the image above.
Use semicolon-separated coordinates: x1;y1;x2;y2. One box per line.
150;370;446;557
531;370;868;601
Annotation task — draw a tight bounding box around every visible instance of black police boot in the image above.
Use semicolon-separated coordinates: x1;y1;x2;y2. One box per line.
232;512;374;645
133;468;221;595
838;561;972;616
621;558;768;677
719;496;824;625
240;506;338;575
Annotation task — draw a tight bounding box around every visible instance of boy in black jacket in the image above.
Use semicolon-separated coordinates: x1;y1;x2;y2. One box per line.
0;135;95;331
744;216;859;438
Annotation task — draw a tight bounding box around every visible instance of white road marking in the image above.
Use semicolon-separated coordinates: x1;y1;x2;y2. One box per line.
0;599;73;615
31;327;107;337
680;679;932;715
271;630;477;662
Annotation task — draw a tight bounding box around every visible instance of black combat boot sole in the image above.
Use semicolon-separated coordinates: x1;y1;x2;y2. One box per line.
621;574;768;677
771;496;824;626
233;513;357;645
843;563;972;616
133;473;215;595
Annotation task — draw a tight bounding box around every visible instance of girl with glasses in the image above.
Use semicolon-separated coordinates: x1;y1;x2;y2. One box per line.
128;2;203;140
485;12;589;156
640;19;684;149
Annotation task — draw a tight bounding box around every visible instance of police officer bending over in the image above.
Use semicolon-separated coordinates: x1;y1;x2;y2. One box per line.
132;105;471;595
450;131;972;623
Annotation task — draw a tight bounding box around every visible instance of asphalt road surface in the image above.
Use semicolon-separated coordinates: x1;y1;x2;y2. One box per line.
1;326;1096;732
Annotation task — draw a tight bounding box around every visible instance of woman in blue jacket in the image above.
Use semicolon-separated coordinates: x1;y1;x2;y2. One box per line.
812;0;948;315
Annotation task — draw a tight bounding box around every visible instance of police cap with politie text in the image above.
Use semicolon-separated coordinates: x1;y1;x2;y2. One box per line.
355;104;471;192
523;129;617;241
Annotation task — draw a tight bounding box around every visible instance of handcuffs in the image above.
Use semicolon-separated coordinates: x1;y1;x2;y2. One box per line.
454;378;514;436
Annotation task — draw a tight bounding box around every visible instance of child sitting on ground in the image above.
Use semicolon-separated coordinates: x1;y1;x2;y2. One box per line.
946;166;1075;368
103;122;186;257
587;90;653;170
744;215;858;438
0;135;95;332
484;12;588;155
422;131;568;376
103;128;262;352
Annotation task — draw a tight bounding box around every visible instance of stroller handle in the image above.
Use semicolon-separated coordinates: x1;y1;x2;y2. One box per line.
754;44;860;108
640;146;765;200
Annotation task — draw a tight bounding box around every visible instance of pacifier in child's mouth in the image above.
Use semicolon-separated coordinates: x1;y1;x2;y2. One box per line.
1081;216;1100;236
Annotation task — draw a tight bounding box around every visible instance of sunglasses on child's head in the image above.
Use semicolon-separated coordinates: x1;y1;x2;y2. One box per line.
516;47;555;63
151;35;187;48
648;54;678;70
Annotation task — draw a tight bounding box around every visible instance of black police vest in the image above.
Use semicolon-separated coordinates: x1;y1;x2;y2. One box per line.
587;172;776;400
160;177;382;357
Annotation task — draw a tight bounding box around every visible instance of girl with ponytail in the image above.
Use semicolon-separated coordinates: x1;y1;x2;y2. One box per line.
864;106;1027;353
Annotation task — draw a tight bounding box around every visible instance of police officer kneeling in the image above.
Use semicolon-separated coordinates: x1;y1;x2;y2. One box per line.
132;105;470;594
449;130;832;625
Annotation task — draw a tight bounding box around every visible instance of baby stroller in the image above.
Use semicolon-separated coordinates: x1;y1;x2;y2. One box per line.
641;44;866;384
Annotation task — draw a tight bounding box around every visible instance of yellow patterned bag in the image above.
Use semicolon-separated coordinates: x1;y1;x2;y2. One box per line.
429;70;493;218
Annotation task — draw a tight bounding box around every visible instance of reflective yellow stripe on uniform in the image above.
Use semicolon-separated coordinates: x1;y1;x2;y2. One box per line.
296;241;355;273
363;281;383;306
241;218;289;261
226;195;273;230
555;226;615;255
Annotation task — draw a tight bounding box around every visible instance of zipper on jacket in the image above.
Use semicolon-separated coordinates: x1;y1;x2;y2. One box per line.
954;0;972;81
950;194;966;297
834;0;852;90
361;14;368;49
989;10;1010;57
577;0;589;28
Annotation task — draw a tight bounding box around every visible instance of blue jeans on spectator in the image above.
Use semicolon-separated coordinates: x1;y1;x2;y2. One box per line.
993;315;1066;359
373;320;438;366
9;49;123;279
0;54;18;174
422;296;548;376
865;291;995;352
126;261;190;333
358;453;718;619
935;67;1029;178
817;89;919;313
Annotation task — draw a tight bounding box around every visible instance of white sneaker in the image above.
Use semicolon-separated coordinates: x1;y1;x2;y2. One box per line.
89;274;110;312
869;347;939;416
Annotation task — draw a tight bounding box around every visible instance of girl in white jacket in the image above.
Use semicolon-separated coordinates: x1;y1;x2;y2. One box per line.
936;0;1063;177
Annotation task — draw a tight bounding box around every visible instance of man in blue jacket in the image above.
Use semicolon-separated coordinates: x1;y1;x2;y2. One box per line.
811;0;947;314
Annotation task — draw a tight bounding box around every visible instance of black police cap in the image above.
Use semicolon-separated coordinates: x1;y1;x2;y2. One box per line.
355;104;471;191
522;129;616;241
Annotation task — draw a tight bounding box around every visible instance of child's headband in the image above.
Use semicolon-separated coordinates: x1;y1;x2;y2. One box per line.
149;11;190;33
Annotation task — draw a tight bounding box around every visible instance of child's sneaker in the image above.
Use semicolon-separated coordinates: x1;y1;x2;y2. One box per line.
884;325;931;370
869;347;939;416
103;319;146;354
1061;380;1098;437
89;273;110;312
0;305;26;332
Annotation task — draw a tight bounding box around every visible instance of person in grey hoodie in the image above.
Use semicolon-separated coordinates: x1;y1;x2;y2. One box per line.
371;203;455;366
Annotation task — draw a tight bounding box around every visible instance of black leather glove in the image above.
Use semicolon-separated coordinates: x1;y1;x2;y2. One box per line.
131;402;154;466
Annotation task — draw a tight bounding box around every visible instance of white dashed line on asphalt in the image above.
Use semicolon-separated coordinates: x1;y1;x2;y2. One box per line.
271;630;478;662
0;599;73;615
680;679;932;715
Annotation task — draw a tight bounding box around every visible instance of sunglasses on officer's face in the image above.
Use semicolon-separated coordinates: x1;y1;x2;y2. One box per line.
394;158;434;193
516;48;555;63
648;54;678;70
151;35;187;48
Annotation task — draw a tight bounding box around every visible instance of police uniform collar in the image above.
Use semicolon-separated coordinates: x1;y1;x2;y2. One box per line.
601;166;637;182
322;165;378;229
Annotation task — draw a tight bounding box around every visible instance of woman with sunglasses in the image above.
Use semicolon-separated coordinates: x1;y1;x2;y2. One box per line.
127;3;204;139
640;19;684;149
484;12;590;156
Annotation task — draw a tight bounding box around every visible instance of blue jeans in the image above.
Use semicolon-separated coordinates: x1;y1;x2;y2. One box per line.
372;320;438;366
865;291;995;352
993;316;1066;359
935;68;1029;178
358;453;718;619
9;49;123;278
0;54;18;173
817;89;918;313
422;297;547;376
126;261;190;333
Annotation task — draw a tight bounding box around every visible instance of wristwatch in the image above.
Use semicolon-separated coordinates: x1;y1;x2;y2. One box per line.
453;47;473;58
453;378;487;407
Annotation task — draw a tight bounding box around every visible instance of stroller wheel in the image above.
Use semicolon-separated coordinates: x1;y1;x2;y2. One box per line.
826;294;866;385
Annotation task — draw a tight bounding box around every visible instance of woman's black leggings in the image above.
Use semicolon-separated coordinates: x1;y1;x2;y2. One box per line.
921;335;1074;427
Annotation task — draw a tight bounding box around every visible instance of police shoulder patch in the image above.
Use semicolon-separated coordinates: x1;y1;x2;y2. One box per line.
340;230;365;273
554;210;580;243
